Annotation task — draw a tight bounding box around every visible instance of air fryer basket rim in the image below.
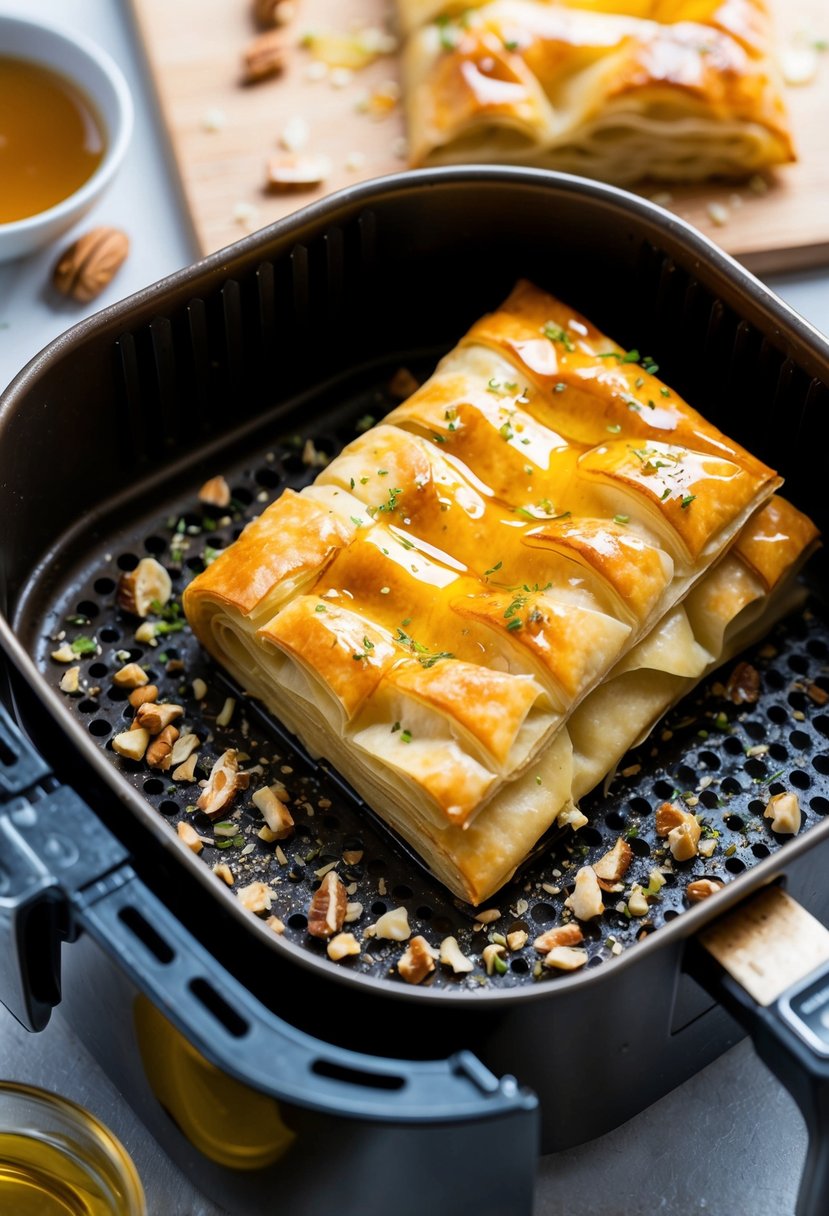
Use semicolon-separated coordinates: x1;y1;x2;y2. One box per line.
3;165;829;1012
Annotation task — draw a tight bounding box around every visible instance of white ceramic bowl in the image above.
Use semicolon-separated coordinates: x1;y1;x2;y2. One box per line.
0;14;133;263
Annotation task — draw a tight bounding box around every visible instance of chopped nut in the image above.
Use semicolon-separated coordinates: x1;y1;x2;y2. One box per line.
328;932;361;961
655;802;687;834
303;27;388;70
506;930;528;952
698;837;717;858
807;683;829;706
253;0;294;26
112;728;150;762
252;785;294;838
242;28;286;82
216;697;236;727
177;821;205;853
198;475;231;508
627;885;650;917
237;881;273;914
564;867;605;921
373;906;411;941
279;116;309;153
592;837;633;890
474;908;501;925
59;666;81;695
53;227;130;302
134;701;184;735
544;946;589;972
172;754;199;782
266;154;331;191
781;45;819;86
170;732;199;766
439;935;475;973
146;725;180;771
655;802;702;860
398;936;438;984
533;923;584;954
192;678;208;701
51;644;76;663
266;914;286;935
129;684;158;708
482;942;507;976
342;849;363;865
197;749;247;819
113;662;149;689
117;557;171;618
706;202;730;227
764;791;801;835
388;367;420;399
556;806;588;830
308;870;347;938
725;661;760;705
213;863;234;886
344;901;363;923
687;878;724;903
134;623;157;646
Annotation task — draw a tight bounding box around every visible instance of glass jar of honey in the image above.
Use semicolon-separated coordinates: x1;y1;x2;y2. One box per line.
0;1082;146;1216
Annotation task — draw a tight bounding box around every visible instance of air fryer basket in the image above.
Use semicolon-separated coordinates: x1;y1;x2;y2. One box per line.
3;169;829;1214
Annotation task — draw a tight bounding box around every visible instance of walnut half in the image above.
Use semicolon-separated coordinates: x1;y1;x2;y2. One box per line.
53;227;130;303
197;750;248;819
307;871;347;938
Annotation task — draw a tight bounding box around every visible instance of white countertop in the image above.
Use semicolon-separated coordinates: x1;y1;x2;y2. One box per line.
1;2;827;1213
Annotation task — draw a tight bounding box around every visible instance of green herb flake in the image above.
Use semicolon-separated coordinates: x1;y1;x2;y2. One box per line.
607;423;622;434
400;729;413;744
315;604;328;613
484;561;503;576
391;721;401;733
660;387;671;398
554;382;567;393
70;636;97;656
535;775;542;786
506;618;523;631
350;515;364;528
356;414;375;433
614;514;630;524
499;422;514;442
541;322;575;352
680;494;696;509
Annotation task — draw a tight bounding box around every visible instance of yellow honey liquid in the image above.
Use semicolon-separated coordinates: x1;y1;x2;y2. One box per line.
0;57;105;223
0;1132;114;1216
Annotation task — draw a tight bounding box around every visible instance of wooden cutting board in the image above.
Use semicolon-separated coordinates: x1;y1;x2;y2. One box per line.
132;0;829;273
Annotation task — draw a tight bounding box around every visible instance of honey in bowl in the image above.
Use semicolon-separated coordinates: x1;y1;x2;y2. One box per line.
0;57;105;223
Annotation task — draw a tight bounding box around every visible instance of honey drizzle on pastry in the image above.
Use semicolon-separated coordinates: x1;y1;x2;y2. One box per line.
184;281;784;849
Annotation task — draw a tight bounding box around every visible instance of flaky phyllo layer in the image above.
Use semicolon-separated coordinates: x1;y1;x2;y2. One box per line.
184;281;817;903
397;0;794;182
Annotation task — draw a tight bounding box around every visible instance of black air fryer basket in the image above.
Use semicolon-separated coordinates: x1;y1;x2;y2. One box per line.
3;168;829;1216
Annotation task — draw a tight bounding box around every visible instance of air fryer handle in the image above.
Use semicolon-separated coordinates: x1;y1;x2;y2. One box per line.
0;704;536;1131
692;886;829;1216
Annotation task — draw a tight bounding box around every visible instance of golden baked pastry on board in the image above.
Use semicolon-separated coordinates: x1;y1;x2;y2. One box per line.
184;280;816;904
396;0;795;181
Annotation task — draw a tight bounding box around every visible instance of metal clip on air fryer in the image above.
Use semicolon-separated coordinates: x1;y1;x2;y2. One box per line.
0;703;538;1216
691;886;829;1216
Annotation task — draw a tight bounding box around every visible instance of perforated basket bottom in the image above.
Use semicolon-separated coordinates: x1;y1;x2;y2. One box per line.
31;377;829;991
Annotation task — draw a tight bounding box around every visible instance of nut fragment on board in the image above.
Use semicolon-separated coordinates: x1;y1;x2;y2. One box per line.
113;662;149;689
533;923;584;954
439;936;474;973
237;881;274;914
52;227;130;303
724;661;760;705
592;837;633;890
266;155;331;191
112;728;150;762
134;701;184;735
253;0;296;27
544;946;588;972
242;29;287;83
252;785;294;838
177;821;206;854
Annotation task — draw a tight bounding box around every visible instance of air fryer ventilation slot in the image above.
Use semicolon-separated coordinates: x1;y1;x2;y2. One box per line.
32;365;829;991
